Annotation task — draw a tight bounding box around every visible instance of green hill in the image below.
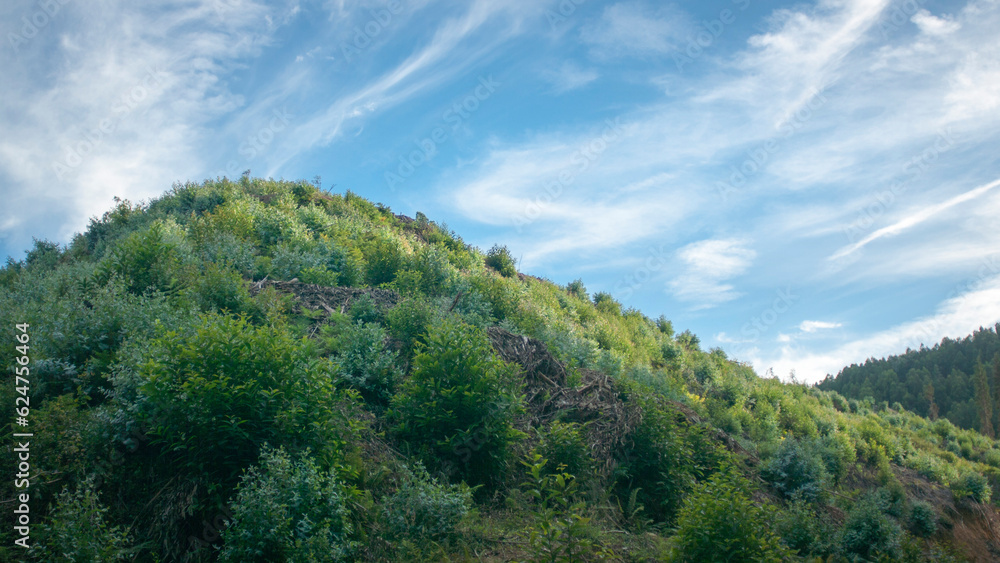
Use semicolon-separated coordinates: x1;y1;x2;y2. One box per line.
818;326;1000;437
3;177;1000;562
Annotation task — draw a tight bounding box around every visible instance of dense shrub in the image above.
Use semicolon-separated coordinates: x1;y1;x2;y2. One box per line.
382;463;472;542
389;317;524;489
30;480;132;562
484;244;517;278
909;500;938;538
951;471;992;503
334;321;402;406
132;314;355;483
363;235;406;286
384;298;437;358
219;447;355;562
669;470;786;562
840;493;903;560
774;500;835;557
95;222;186;296
761;438;830;503
536;420;595;486
520;453;609;562
621;395;724;523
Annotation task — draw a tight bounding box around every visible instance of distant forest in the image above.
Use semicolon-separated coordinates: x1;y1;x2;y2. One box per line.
818;324;1000;436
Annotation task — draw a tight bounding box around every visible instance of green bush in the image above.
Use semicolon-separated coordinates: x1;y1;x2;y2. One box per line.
669;469;786;562
389;317;524;489
363;235;406;286
270;239;354;285
537;420;595;486
334;321;401;406
189;261;255;316
951;471;992;503
520;453;609;562
485;244;517;278
30;480;133;562
95;222;185;296
621;395;724;524
384;298;437;358
761;438;830;503
219;447;355;562
774;500;835;557
410;244;454;295
382;463;472;542
909;500;938;538
840;493;903;560
135;314;355;483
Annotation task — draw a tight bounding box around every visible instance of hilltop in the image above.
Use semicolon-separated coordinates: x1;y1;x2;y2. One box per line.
3;177;1000;562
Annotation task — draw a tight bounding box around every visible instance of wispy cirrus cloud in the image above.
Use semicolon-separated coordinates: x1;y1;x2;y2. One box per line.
669;239;757;309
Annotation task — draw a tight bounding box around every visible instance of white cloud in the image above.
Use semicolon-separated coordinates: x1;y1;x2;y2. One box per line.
911;9;960;36
755;274;1000;383
799;320;842;332
580;1;691;58
829;177;1000;261
539;61;599;93
670;239;756;308
0;0;288;250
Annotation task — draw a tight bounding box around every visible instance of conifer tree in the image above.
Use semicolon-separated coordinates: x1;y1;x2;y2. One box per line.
975;360;995;438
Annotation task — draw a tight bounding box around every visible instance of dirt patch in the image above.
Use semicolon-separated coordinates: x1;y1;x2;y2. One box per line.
249;279;400;315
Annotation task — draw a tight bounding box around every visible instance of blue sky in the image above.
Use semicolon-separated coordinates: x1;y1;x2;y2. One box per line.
2;0;999;383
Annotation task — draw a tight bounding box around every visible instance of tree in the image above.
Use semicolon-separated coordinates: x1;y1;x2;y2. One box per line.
975;360;995;438
924;382;939;421
993;353;1000;432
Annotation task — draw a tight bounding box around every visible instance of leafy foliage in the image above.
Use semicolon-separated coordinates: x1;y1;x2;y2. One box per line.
381;463;472;542
389;317;524;489
29;480;133;562
668;469;787;563
219;447;355;562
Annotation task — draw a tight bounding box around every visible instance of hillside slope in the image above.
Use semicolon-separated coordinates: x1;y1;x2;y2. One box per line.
2;177;1000;562
818;326;1000;435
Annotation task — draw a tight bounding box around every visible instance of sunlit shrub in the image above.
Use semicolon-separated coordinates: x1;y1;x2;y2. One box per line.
95;222;187;296
537;420;595;486
484;244;517;278
389;317;524;489
669;470;787;563
136;314;354;483
951;471;992;503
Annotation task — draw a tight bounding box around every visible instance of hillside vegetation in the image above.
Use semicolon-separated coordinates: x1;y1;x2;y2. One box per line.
3;178;1000;562
819;326;1000;437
